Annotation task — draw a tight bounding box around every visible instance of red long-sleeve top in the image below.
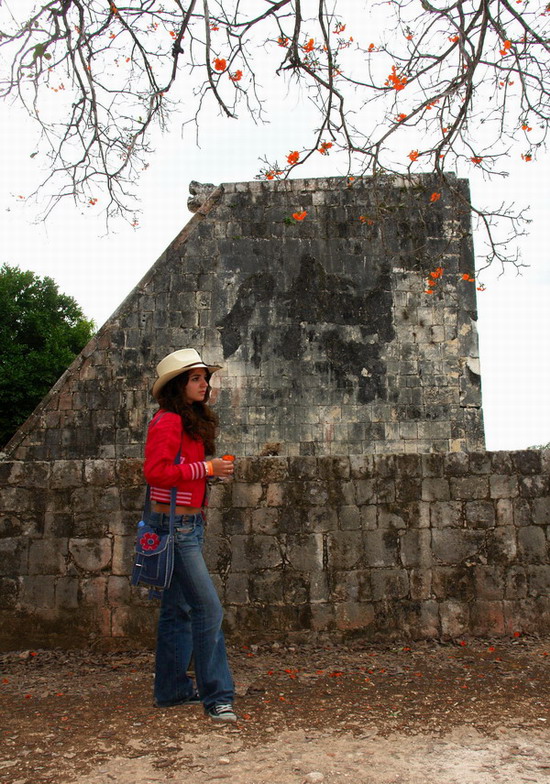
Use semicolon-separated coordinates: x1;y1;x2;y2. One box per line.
143;410;208;508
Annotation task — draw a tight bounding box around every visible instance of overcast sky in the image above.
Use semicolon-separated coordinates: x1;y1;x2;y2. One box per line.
1;2;549;452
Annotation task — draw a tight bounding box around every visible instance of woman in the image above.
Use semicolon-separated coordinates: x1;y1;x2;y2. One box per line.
143;348;236;721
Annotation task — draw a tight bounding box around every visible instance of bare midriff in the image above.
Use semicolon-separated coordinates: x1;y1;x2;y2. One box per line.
153;503;203;515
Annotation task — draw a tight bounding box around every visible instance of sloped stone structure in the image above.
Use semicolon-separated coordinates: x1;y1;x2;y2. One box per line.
2;175;548;650
5;174;483;461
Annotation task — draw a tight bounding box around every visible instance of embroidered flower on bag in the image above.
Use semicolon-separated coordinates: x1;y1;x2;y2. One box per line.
140;532;161;551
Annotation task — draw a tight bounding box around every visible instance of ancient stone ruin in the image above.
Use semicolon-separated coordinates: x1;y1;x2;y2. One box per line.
0;175;548;649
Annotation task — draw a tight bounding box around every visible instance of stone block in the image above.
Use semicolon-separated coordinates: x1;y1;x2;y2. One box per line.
403;600;440;638
250;508;279;535
532;497;550;526
112;535;135;575
395;477;422;502
527;565;550;597
517;526;547;563
439;599;469;638
338;505;361;530
203;534;231;574
495;499;513;526
50;461;83;488
266;483;285;507
422;478;450;501
433;566;476;601
505;567;527;599
490;475;519;499
409;569;432;601
80;576;108;605
371;569;409;601
430;501;462;528
328;530;364;570
377;505;407;529
28;538;68;575
224;573;249;604
470;600;505;635
304;506;339;533
55;576;80;609
519;475;550;498
474;566;505;600
360;505;378;530
69;538;112;572
248;571;283;604
465;500;496;529
432;529;485;564
219;508;250;536
400;529;432;568
231;534;283;572
334;601;375;631
356;479;375;505
231;482;263;508
511;450;542;475
107;575;131;605
283;572;310;604
285;533;323;571
485;527;517;565
513;497;532;526
450;476;489;500
364;529;399;567
331;570;372;603
443;452;470;476
0;487;35;512
19;575;55;609
84;460;117;486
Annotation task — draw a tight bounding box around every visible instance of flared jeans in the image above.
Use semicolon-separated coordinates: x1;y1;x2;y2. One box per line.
149;511;234;710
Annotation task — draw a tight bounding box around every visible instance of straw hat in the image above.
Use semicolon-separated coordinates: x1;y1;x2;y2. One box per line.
152;348;221;399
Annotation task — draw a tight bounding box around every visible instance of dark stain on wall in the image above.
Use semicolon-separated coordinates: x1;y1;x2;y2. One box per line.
218;252;394;405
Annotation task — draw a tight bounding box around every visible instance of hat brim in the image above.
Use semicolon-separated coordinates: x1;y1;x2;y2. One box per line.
152;362;221;400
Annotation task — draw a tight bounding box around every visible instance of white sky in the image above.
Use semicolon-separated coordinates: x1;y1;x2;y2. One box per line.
0;3;549;452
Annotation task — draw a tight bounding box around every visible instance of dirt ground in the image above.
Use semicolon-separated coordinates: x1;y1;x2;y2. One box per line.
1;635;549;784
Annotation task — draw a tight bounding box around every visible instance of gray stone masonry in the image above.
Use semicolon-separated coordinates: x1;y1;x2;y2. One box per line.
0;450;548;649
3;174;483;461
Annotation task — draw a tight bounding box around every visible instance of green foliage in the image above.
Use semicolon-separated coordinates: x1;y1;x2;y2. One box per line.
0;264;94;448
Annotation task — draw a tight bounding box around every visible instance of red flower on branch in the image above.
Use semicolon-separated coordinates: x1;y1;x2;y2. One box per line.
303;38;315;52
318;141;333;154
471;156;483;164
386;65;407;91
229;70;243;82
408;150;419;161
213;58;226;71
287;150;300;165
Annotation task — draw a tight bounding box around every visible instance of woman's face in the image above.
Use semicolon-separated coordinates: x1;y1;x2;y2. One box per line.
183;367;209;404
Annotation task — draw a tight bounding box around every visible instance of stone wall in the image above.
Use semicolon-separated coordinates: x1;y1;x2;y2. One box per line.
3;174;483;461
1;450;548;650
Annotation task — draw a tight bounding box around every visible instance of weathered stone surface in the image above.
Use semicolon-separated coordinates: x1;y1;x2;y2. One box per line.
3;176;484;464
517;526;547;563
1;449;549;647
68;538;112;572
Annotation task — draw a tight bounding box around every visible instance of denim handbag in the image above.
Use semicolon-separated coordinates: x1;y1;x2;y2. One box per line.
131;451;180;598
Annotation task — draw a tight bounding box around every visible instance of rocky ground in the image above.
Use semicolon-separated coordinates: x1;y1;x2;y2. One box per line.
1;635;549;784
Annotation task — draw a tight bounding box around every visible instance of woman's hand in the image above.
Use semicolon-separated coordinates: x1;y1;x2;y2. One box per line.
210;457;234;478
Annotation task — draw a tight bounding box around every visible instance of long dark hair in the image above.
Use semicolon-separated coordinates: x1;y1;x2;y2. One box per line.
157;370;218;455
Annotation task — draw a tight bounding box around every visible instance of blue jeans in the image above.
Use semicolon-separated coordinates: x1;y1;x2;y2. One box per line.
150;511;234;709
